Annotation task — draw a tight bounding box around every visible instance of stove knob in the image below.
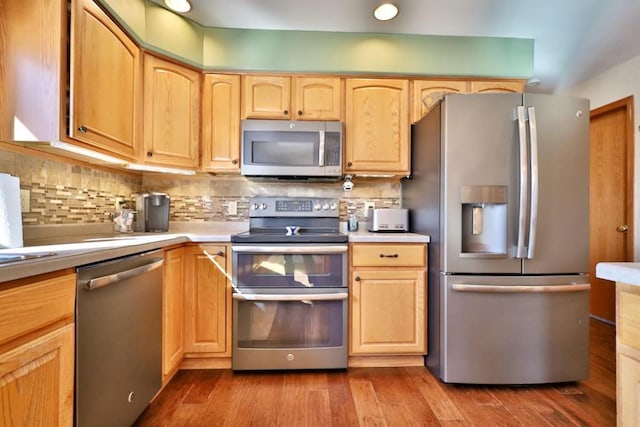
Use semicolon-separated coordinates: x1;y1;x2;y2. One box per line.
329;203;337;210
322;203;329;210
251;203;259;210
260;203;267;210
314;203;321;210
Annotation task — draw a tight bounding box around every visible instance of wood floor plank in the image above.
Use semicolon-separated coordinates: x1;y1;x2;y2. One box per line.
349;379;388;426
410;366;465;422
326;370;361;426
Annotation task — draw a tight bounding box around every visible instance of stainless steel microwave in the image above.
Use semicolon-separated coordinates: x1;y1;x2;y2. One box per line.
241;119;343;179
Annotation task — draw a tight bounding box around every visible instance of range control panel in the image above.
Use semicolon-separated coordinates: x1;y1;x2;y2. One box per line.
249;197;339;217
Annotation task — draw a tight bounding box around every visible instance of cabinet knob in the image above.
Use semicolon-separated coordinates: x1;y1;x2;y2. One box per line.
283;110;289;116
617;224;629;232
231;159;238;165
354;276;361;281
379;253;399;258
216;251;224;257
146;151;153;157
347;161;353;167
298;110;303;116
78;125;88;134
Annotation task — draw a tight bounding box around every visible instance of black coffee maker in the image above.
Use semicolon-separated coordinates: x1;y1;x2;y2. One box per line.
134;192;170;232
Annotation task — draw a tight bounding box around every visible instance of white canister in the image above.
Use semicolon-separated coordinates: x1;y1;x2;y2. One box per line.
0;173;24;248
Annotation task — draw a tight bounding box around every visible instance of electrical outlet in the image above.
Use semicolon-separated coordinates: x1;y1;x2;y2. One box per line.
20;189;30;213
363;201;375;218
226;201;238;216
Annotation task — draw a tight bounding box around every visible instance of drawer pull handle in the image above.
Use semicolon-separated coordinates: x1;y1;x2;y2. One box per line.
216;251;224;257
379;253;399;258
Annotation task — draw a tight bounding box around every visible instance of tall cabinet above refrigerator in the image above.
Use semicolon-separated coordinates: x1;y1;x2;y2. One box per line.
402;93;591;384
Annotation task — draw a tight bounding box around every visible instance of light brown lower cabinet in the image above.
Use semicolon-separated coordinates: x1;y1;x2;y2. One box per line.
183;244;232;367
0;270;76;426
349;243;427;366
163;246;185;383
616;282;640;426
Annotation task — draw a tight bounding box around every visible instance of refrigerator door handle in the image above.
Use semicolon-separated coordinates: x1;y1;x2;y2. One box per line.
516;106;529;258
527;106;539;259
451;283;591;293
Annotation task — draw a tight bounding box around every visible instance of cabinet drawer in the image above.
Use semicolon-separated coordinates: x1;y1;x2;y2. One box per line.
0;272;76;346
352;244;425;267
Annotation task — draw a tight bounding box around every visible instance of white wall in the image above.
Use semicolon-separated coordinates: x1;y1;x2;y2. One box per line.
559;54;640;259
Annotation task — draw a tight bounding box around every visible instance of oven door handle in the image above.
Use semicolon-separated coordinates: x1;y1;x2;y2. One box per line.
232;245;347;254
232;292;348;301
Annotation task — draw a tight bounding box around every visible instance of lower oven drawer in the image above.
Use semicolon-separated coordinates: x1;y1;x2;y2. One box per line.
232;290;347;370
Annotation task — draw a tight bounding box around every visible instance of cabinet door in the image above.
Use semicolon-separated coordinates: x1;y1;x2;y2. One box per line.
201;74;241;172
0;323;74;427
412;80;469;123
163;247;185;382
70;0;141;160
143;54;200;168
184;245;230;354
293;77;343;120
350;269;426;354
242;75;291;119
469;80;525;93
345;78;410;175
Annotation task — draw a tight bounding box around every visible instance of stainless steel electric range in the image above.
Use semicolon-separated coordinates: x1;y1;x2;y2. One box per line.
231;197;348;371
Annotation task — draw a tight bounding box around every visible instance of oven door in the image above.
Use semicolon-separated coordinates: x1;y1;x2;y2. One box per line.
232;288;348;370
232;244;347;289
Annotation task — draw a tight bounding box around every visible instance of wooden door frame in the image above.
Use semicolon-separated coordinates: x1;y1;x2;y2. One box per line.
590;95;635;259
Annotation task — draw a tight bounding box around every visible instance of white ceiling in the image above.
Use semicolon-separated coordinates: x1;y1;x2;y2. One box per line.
151;0;640;93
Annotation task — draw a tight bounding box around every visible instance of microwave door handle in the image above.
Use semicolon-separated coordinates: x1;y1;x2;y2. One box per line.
318;131;325;166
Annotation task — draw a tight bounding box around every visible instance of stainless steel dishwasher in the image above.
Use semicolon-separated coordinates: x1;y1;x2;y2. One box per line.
76;250;164;427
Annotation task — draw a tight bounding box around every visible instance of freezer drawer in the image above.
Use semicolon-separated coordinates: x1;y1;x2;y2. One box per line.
439;274;590;384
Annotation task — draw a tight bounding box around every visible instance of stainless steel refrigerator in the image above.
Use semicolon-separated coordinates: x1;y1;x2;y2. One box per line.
402;93;590;384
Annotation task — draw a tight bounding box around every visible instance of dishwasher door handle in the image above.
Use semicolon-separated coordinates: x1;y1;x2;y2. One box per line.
86;258;164;290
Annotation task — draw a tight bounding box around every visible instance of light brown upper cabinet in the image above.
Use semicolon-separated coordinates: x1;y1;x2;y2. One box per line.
70;0;142;161
293;77;343;120
242;75;342;120
412;80;469;123
345;78;410;176
143;54;200;169
201;74;241;173
469;80;525;93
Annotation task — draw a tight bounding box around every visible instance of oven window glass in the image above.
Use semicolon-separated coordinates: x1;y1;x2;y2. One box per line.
235;252;344;288
236;299;344;348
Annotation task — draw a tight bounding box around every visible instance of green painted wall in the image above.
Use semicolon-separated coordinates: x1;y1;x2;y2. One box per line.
100;0;533;78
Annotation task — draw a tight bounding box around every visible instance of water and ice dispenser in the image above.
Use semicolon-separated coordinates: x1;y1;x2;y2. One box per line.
460;186;507;257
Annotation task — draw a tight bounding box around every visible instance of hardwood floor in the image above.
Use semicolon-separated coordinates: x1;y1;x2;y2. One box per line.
134;319;616;426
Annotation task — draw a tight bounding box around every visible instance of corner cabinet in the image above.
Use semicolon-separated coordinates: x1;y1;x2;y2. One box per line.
0;270;76;426
345;78;410;176
183;244;231;367
201;74;241;173
162;246;185;384
70;0;141;160
349;243;427;366
242;75;342;120
143;54;201;168
412;80;468;123
469;80;525;93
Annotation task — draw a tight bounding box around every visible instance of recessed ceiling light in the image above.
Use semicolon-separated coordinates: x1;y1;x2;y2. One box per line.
164;0;191;13
374;3;399;21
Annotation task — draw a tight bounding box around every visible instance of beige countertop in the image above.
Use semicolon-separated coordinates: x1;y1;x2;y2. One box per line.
0;221;429;284
596;262;640;286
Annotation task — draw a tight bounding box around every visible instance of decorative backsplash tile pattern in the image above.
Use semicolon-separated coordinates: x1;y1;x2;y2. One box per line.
0;147;401;225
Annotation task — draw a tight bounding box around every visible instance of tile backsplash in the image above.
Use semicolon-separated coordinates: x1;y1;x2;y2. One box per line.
0;147;401;225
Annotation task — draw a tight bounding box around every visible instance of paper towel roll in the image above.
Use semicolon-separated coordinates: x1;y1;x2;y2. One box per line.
0;173;24;248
